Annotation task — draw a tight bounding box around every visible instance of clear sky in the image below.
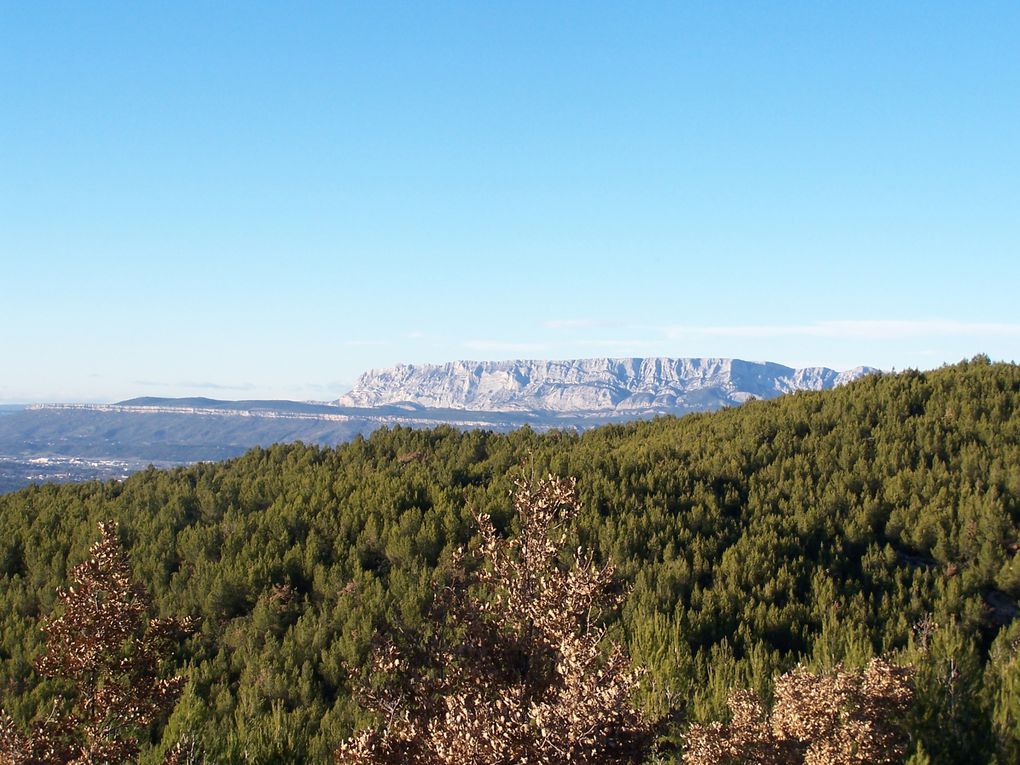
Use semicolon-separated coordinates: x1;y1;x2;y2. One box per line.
1;2;1018;403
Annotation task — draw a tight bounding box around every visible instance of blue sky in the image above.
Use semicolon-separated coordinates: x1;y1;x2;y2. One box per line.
1;2;1018;402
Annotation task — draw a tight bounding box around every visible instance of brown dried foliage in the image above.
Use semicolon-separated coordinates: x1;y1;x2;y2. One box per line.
336;476;657;765
158;736;202;765
0;522;197;765
684;658;914;765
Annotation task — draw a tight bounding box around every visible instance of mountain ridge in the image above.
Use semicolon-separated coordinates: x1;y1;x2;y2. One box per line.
336;357;878;413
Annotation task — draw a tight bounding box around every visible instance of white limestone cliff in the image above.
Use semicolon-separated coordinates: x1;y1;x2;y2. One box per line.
335;358;878;414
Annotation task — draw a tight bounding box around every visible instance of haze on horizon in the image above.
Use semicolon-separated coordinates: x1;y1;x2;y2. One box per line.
2;3;1018;404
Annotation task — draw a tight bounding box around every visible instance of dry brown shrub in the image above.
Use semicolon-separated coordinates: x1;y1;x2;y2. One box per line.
0;522;197;765
684;658;914;765
336;475;659;765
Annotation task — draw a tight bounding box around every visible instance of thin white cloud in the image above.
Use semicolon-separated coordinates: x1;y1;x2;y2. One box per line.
577;339;660;349
296;381;351;393
179;381;258;391
543;318;602;330
463;340;552;353
663;320;1020;340
134;380;257;391
543;318;1020;341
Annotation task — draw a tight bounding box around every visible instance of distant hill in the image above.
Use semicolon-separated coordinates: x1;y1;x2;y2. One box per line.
114;397;344;414
0;399;541;491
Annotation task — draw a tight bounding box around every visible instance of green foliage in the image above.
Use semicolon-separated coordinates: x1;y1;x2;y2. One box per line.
906;742;933;765
0;359;1019;763
903;616;991;764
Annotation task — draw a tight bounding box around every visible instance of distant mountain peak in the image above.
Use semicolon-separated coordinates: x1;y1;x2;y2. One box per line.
335;357;878;414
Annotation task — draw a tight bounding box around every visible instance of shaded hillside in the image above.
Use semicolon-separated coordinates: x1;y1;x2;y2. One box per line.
0;403;541;491
1;357;1018;764
0;407;364;462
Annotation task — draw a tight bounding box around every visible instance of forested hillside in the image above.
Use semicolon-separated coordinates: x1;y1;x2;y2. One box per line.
1;357;1018;764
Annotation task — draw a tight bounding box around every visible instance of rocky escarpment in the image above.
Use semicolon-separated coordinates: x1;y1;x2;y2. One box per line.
335;357;877;414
